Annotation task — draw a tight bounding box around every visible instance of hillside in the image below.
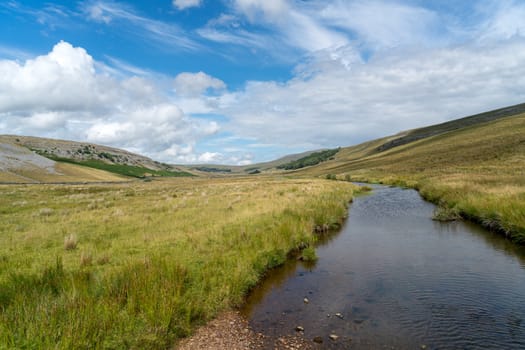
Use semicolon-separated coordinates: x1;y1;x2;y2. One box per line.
377;102;525;152
0;135;193;182
189;149;326;175
0;140;127;183
294;109;525;243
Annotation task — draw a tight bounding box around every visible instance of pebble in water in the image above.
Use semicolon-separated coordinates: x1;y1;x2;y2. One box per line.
313;336;323;344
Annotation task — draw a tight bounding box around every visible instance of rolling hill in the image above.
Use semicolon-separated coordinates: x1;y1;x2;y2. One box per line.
0;135;193;183
292;105;525;243
187;149;327;175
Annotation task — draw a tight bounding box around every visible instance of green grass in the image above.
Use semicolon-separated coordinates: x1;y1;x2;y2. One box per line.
295;113;525;244
46;155;193;178
0;177;357;349
277;148;340;170
377;102;525;152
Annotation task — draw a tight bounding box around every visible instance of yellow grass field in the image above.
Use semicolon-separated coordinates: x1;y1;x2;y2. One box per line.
0;177;357;349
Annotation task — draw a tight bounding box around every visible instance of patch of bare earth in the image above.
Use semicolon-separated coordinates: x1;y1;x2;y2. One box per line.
175;311;316;350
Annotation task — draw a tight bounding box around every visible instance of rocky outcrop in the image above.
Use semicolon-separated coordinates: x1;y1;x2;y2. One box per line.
0;135;182;172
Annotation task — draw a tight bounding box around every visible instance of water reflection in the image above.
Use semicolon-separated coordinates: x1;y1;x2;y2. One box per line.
242;185;525;349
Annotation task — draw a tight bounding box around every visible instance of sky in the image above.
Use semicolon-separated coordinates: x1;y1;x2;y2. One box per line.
1;0;525;165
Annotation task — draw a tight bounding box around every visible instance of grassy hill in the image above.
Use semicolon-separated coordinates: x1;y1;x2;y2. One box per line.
0;140;128;183
0;135;193;182
376;102;525;152
294;108;525;243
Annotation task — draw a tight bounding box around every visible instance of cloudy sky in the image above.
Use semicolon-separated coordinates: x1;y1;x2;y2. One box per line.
1;0;525;164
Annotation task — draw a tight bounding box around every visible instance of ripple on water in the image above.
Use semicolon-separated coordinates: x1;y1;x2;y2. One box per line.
242;186;525;349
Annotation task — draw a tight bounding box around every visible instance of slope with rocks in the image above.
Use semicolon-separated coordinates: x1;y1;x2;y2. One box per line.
0;139;127;183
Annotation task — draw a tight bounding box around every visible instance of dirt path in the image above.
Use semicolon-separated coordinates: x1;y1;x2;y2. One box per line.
175;311;317;350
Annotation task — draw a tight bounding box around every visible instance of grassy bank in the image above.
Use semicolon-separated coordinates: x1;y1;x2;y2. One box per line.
356;174;525;244
296;113;525;244
0;177;355;349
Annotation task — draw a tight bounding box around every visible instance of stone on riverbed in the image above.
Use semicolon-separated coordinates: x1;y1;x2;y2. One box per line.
313;336;323;343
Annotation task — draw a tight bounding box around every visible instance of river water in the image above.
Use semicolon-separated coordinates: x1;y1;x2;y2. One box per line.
242;185;525;349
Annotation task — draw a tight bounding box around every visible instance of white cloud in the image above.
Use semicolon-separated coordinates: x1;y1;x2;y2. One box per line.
319;1;447;51
0;41;106;114
174;71;226;96
217;39;525;151
0;41;219;163
477;0;525;42
27;111;70;130
284;11;347;52
202;0;348;57
197;151;222;163
82;1;200;51
173;0;202;11
233;0;289;22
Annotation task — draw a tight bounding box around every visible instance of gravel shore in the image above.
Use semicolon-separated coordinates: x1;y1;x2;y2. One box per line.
175;311;317;350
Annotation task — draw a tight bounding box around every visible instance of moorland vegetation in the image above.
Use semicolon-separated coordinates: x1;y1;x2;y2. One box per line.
0;177;356;349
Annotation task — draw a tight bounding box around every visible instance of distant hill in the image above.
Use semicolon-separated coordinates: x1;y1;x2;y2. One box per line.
0;135;193;183
188;149;326;175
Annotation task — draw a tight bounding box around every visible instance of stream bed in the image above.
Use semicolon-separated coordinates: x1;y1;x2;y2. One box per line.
242;185;525;349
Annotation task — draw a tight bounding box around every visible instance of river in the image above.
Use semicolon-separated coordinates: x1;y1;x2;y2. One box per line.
242;185;525;349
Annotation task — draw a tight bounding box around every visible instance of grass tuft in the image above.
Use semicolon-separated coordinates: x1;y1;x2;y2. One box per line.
299;247;318;262
64;234;78;251
80;251;93;267
432;206;462;222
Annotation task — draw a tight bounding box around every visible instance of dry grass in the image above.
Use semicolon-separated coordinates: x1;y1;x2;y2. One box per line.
296;113;525;243
0;158;128;184
0;176;357;349
63;234;78;250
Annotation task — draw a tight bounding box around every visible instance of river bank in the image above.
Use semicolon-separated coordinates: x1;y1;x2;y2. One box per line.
176;311;316;350
240;185;525;349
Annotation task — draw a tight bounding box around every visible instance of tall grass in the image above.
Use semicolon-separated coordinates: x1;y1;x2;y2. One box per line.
0;177;356;349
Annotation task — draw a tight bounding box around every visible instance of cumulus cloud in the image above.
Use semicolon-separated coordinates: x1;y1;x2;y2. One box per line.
173;0;202;11
174;71;226;96
0;41;219;163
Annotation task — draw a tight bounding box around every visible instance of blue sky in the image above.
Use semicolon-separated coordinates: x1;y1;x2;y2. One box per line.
1;0;525;164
